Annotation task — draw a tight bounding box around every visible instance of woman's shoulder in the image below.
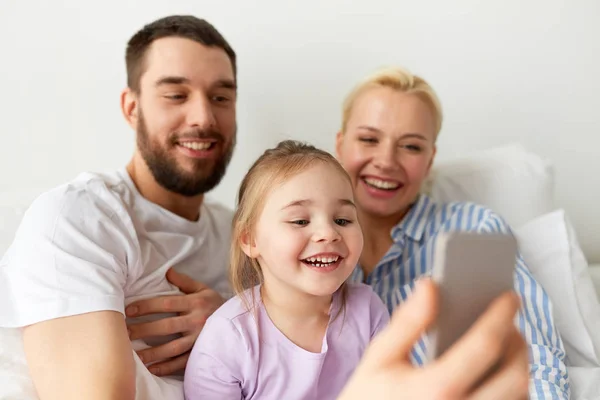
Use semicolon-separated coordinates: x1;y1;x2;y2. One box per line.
424;196;510;234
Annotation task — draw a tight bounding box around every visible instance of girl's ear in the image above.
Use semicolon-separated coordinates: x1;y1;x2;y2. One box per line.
240;230;259;259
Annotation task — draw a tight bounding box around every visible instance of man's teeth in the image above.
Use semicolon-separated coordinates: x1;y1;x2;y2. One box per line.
364;178;400;190
305;256;339;267
179;142;212;150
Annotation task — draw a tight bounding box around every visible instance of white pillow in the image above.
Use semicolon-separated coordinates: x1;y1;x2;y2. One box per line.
515;209;600;367
425;143;555;229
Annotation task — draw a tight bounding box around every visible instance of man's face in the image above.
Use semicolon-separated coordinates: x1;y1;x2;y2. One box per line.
134;36;237;196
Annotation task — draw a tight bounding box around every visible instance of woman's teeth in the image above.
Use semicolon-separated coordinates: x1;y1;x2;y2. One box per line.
364;177;400;190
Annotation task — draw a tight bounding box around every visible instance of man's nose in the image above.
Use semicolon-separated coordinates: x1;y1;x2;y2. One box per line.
187;96;217;129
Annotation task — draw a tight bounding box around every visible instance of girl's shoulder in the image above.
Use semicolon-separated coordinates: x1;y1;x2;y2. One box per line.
342;283;385;310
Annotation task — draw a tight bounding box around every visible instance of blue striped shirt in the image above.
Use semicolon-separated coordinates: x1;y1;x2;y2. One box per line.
349;194;570;399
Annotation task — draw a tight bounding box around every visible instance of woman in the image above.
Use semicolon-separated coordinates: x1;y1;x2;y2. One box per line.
334;67;569;399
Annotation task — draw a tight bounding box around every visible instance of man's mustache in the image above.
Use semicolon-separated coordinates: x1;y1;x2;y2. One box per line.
171;129;225;144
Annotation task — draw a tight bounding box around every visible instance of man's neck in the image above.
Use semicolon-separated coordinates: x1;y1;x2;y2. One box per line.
126;156;204;222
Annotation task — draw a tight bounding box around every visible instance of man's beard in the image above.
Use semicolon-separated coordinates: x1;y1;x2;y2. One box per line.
136;111;235;197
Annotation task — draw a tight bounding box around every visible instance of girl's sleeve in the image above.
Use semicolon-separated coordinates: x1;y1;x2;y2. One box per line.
369;288;391;339
183;315;245;400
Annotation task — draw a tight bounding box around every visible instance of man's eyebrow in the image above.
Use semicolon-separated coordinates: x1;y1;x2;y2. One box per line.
154;76;191;87
154;76;236;91
214;79;237;90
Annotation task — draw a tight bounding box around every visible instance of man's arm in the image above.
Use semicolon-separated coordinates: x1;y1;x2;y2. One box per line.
479;212;570;399
23;311;135;400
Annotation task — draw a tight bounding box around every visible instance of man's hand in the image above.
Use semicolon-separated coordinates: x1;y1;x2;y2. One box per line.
337;279;529;400
125;268;225;376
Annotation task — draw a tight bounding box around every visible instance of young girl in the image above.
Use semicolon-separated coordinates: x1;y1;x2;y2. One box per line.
183;140;390;400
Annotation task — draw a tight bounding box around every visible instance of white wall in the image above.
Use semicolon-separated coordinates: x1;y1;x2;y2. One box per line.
1;0;599;260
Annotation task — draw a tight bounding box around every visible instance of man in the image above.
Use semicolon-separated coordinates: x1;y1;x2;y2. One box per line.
0;15;236;399
0;14;529;400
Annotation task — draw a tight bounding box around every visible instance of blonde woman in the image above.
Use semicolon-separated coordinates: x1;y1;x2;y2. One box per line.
334;67;569;399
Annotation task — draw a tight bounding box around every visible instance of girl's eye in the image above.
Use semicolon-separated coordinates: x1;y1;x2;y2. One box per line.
291;220;309;226
335;218;352;226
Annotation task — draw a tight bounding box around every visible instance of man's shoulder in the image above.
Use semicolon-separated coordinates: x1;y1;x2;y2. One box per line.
201;197;234;238
23;170;134;230
203;196;234;219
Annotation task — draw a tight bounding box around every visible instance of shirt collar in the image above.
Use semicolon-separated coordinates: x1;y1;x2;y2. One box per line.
390;194;436;243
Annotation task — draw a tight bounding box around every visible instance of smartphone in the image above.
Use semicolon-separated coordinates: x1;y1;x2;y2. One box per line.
426;231;517;361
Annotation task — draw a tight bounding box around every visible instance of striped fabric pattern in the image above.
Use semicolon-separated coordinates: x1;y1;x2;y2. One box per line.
349;194;569;399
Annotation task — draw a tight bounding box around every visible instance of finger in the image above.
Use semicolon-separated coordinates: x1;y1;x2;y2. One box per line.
137;334;196;365
166;268;209;294
148;352;191;377
126;295;190;317
364;279;439;367
434;291;521;394
469;330;529;400
128;314;204;339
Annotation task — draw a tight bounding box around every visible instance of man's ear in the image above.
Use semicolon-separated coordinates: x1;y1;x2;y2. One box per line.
120;88;139;130
240;231;259;259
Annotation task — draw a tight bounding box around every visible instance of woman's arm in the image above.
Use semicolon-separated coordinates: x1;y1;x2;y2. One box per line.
23;310;136;400
478;212;570;399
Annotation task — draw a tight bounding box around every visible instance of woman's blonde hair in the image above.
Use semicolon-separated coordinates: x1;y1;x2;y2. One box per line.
341;66;443;137
230;139;352;313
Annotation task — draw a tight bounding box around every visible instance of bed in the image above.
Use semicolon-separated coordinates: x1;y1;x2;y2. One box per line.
1;143;599;399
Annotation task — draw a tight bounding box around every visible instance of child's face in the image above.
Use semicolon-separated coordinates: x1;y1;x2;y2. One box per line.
247;162;363;298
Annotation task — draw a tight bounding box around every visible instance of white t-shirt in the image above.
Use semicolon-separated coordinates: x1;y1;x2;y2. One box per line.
0;168;233;400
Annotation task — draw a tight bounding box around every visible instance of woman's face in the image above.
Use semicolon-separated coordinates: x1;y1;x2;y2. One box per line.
336;86;437;221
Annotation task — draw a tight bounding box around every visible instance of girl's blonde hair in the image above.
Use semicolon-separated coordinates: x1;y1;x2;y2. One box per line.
341;66;444;137
230;139;351;312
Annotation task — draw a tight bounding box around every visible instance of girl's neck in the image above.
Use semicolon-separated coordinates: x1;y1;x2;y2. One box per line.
260;282;334;353
261;283;332;320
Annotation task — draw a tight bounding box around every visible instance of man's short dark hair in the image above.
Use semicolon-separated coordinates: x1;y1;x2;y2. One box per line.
125;15;236;92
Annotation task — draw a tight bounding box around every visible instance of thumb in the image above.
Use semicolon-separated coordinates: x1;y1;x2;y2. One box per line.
166;268;209;294
366;279;439;367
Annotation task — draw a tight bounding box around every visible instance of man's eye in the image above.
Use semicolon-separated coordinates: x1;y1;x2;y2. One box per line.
165;94;186;100
212;95;230;103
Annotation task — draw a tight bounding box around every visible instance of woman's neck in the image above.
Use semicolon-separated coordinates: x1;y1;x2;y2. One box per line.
357;207;410;277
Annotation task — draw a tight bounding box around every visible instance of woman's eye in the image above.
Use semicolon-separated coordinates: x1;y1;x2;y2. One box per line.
359;137;378;144
402;144;422;152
